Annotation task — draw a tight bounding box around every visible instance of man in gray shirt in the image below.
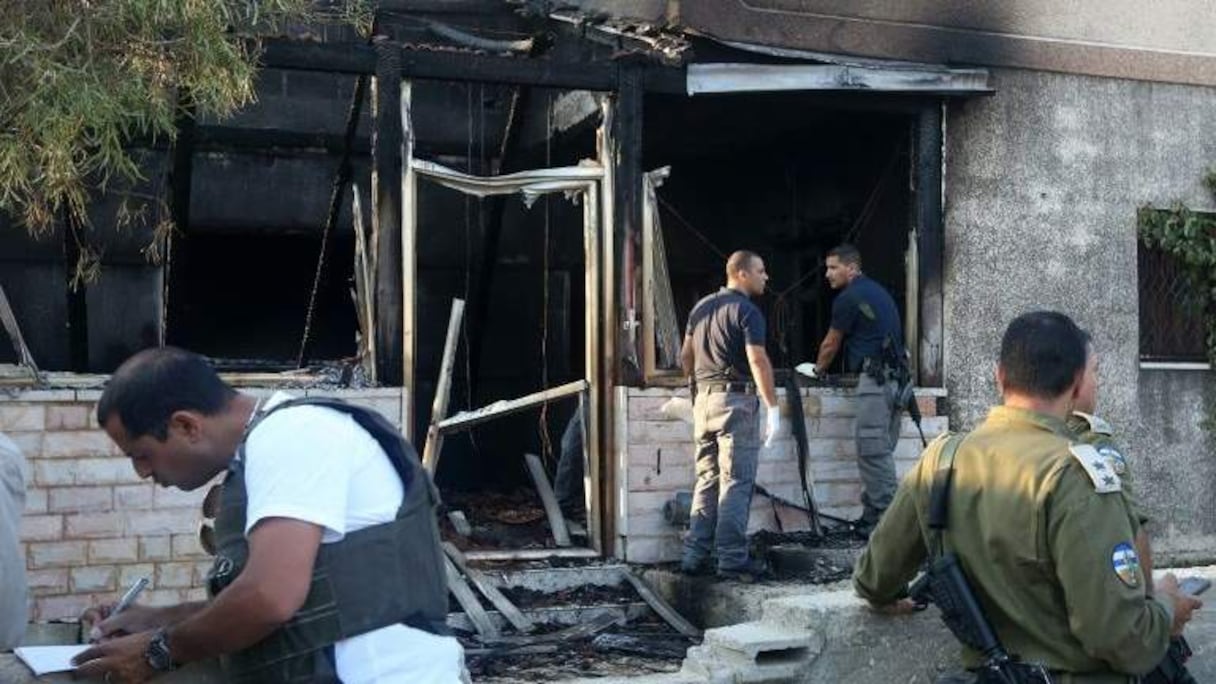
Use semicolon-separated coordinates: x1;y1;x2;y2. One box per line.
0;431;27;649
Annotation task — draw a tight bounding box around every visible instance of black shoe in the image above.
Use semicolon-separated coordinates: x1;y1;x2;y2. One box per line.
716;558;769;583
679;557;714;576
851;518;877;540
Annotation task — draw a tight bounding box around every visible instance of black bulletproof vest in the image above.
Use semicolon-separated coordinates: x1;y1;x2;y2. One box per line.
205;397;450;683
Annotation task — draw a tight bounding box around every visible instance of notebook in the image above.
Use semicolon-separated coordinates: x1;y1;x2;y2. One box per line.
12;644;90;676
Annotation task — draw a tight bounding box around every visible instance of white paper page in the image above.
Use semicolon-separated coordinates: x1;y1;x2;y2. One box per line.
12;645;90;676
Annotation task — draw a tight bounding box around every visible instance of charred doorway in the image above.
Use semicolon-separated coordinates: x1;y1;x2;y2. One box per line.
408;88;606;559
641;92;916;376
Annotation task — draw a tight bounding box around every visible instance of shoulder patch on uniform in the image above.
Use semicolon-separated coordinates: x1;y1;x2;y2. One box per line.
1097;445;1128;476
1069;444;1122;493
1111;542;1141;588
1071;411;1113;436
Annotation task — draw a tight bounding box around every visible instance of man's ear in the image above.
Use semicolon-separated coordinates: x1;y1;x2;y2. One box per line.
168;411;205;441
1067;368;1086;404
994;364;1006;395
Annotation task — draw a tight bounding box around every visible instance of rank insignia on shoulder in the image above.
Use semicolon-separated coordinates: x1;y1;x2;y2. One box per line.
1098;445;1128;476
1069;444;1122;493
1071;411;1113;436
1111;542;1141;588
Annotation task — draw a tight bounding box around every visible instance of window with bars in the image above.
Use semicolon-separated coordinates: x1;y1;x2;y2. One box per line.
1138;239;1207;362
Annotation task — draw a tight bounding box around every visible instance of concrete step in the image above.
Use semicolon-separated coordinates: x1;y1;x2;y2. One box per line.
679;621;820;683
682;642;812;683
702;622;818;661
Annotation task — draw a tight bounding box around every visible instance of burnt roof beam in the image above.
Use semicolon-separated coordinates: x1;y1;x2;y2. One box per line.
259;40;685;92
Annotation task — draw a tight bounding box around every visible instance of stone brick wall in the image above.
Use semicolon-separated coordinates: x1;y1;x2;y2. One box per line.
615;386;948;563
1;387;403;624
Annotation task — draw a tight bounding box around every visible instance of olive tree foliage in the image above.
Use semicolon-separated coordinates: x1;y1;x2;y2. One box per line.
0;0;369;278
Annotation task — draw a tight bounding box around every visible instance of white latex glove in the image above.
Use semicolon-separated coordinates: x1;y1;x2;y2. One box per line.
795;362;819;379
764;405;781;448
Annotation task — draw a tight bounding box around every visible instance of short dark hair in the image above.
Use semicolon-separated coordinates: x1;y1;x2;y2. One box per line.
726;250;760;278
97;347;236;440
827;244;861;268
998;311;1088;399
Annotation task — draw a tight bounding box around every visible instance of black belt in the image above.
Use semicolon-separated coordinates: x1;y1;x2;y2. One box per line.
701;382;755;395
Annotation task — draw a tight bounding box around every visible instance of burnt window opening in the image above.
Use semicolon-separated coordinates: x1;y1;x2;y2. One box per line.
163;145;368;369
642;92;915;376
166;232;359;366
1138;236;1207;362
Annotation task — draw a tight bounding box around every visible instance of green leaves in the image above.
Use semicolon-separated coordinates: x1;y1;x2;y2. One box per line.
0;0;366;246
1138;170;1216;366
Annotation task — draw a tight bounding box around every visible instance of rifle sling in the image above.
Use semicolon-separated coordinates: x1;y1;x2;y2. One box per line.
928;434;965;558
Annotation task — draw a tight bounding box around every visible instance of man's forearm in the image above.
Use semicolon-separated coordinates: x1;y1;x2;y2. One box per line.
814;342;837;371
165;576;294;665
162;601;207;627
749;355;778;407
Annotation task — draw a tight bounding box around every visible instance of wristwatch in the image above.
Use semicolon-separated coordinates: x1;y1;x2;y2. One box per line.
144;628;176;672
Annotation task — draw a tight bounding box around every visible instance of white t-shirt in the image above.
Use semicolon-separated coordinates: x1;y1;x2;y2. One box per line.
242;392;463;683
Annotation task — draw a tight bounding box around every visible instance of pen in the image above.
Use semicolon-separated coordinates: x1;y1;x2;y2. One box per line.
112;575;150;616
87;575;149;642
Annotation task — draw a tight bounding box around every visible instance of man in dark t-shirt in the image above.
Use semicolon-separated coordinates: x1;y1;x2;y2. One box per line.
809;244;905;537
678;250;780;581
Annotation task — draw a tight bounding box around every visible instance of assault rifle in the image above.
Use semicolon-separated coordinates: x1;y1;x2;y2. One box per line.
909;553;1053;684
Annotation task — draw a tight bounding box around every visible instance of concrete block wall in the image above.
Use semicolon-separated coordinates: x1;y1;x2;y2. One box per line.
616;387;948;564
0;386;403;624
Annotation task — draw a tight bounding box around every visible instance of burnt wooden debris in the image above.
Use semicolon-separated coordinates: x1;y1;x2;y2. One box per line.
523;452;573;547
443;542;536;634
372;36;405;387
0;284;41;384
619;570;702;639
421;298;465;474
444;555;501;641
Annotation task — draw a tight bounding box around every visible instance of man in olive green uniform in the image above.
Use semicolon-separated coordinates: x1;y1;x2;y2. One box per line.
854;311;1200;682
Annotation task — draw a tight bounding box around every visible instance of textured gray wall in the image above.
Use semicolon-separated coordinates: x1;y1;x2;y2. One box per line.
943;67;1216;560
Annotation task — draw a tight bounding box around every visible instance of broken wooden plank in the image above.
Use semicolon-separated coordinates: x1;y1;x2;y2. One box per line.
523;453;572;547
464;548;598;562
447;510;473;537
0;283;42;384
444;555;500;641
490;611;622;646
437;380;588;433
464;643;559;658
372;39;405;389
443;543;535;634
592;632;690;659
351;185;376;383
447;602;650;635
421;298;465;474
619;570;701;639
